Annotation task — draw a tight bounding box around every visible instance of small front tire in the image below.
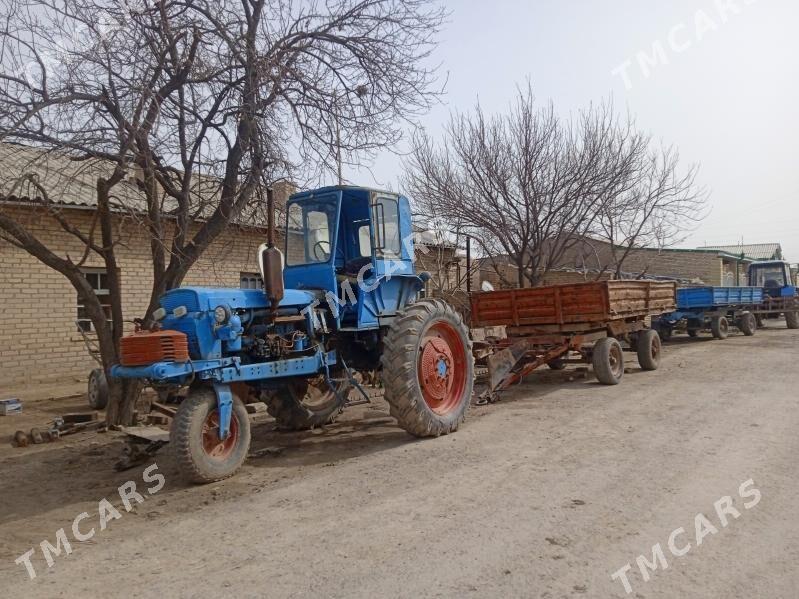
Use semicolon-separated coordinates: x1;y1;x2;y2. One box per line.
785;311;799;330
171;388;251;484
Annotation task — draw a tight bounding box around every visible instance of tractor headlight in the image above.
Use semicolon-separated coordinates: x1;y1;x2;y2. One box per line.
214;305;231;325
152;307;166;322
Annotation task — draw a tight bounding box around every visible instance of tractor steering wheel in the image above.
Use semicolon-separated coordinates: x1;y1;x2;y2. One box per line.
312;240;331;261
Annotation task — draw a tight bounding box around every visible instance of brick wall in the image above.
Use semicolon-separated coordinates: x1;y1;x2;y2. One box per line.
0;205;295;386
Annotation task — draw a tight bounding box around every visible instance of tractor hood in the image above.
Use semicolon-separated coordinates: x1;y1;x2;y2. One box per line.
160;287;317;313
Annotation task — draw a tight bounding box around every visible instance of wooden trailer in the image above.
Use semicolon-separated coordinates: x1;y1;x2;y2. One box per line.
470;281;677;401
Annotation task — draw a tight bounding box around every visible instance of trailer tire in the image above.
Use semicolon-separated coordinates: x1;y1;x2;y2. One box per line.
739;312;756;336
636;330;661;371
755;315;764;328
711;316;729;339
687;328;700;338
592;337;624;385
171;387;250;484
785;311;799;329
262;377;345;431
87;368;109;410
381;298;474;437
547;358;567;370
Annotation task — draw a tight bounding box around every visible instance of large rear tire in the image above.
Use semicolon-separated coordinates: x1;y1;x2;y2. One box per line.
171;388;251;484
636;330;661;371
592;337;624;385
711;316;729;339
785;311;799;329
262;376;345;431
381;299;474;437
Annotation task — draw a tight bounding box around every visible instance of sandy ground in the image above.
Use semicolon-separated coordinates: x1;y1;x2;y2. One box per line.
1;324;797;598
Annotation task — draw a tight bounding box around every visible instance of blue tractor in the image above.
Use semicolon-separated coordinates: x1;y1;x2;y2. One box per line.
111;186;474;483
746;260;799;329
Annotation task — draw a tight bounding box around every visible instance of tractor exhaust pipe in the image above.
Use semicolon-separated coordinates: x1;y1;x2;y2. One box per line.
259;187;285;318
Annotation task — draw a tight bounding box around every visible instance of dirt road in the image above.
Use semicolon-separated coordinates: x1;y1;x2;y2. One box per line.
2;326;798;598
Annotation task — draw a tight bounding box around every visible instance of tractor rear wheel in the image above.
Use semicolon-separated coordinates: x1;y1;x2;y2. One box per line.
785;311;799;329
262;376;346;431
592;337;624;385
739;312;756;336
636;330;661;371
381;299;474;437
171;387;251;484
711;316;729;339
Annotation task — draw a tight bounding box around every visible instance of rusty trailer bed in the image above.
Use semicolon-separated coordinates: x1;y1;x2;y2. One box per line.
470;280;677;333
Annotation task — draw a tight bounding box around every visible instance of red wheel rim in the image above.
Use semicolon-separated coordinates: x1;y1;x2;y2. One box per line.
417;321;468;415
201;410;238;461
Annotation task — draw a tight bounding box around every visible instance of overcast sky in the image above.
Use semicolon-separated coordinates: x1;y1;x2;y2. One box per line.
346;0;799;261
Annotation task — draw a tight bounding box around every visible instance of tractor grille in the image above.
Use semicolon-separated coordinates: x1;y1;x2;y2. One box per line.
120;331;190;366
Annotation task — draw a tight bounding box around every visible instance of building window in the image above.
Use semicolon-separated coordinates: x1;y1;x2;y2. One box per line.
77;269;113;332
240;272;263;289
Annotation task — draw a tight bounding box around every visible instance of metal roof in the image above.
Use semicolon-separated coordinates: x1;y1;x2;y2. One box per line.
699;243;782;261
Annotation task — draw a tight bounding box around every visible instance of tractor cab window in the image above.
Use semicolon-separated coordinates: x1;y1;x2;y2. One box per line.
751;265;787;288
371;196;401;258
287;201;337;265
357;225;371;257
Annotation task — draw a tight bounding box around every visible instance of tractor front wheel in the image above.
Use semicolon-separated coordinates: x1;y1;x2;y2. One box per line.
262;376;346;431
171;388;250;484
381;299;474;437
785;311;799;329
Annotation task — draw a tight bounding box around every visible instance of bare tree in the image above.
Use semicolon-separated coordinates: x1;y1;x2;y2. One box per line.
590;146;708;279
0;0;445;423
403;88;649;287
404;87;706;287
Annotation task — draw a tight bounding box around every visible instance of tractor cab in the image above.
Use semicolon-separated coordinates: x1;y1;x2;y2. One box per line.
747;261;796;298
282;186;422;330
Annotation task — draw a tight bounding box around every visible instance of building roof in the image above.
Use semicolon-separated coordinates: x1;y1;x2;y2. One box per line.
0;141;294;229
699;243;782;261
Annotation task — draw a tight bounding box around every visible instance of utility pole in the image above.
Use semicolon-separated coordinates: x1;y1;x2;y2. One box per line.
334;89;342;185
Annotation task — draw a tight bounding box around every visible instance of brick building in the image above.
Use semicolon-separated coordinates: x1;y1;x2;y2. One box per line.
472;236;757;290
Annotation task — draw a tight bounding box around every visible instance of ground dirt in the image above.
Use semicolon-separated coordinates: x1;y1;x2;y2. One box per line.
1;323;797;598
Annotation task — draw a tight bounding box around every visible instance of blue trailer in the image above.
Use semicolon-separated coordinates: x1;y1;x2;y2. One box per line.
652;286;764;340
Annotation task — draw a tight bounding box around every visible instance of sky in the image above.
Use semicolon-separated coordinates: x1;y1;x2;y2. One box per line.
344;0;799;261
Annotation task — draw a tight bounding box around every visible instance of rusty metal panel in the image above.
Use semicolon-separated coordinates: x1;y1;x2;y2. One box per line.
471;281;677;329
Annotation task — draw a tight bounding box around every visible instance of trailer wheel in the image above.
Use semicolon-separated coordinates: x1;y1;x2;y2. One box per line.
711;316;729;339
171;388;250;484
755;315;764;328
381;298;474;437
547;358;567;370
592;337;624;385
262;376;346;431
687;328;699;338
636;330;661;371
785;311;799;329
87;368;109;410
739;312;757;336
